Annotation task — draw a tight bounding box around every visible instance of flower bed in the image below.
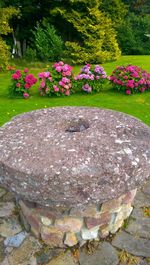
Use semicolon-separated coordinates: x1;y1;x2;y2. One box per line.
9;68;37;98
110;65;150;95
7;63;150;99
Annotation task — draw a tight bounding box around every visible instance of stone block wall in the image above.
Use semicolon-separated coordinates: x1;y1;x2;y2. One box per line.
18;189;137;248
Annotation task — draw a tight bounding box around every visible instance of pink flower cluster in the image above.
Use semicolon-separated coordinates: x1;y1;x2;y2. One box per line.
10;69;37;98
110;65;150;94
24;74;37;89
12;70;22;80
53;61;72;76
74;64;108;93
38;71;53;96
38;62;73;97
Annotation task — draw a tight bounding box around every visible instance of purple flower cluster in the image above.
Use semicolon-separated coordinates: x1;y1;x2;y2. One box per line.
75;64;108;93
94;65;107;78
110;65;150;94
82;84;92;93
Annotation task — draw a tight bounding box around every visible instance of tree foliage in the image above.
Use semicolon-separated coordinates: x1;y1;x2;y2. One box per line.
101;0;128;24
117;13;150;55
32;20;64;61
1;0;149;64
50;0;121;64
0;7;19;69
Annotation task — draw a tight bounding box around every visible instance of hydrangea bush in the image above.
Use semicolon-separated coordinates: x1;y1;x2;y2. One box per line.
38;61;73;96
110;65;150;95
74;64;108;93
9;68;37;98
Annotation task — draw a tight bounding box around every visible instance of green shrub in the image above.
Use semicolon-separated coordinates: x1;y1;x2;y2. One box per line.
24;47;37;61
32;20;64;61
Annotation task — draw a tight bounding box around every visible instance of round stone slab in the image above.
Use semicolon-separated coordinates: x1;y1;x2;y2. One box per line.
0;107;150;207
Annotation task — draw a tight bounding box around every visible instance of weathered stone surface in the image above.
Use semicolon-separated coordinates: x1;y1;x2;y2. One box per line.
64;232;78;247
0;240;5;263
125;218;150;239
109;219;124;234
46;251;77;265
0;107;150;208
0;217;22;237
99;224;109;238
5;247;13;254
36;249;61;265
133;191;150;208
0;202;15;218
4;231;28;247
112;231;150;257
115;204;133;222
70;205;98;217
131;208;145;219
1;257;10;265
81;227;99;240
79;242;119;265
41;216;52;226
8;236;41;265
142;176;150;196
85;212;111;229
19;211;31;232
55;217;83;232
2;192;15;202
19;201;41;237
122;189;137;204
0;187;6;198
41;226;64;247
101;197;122;213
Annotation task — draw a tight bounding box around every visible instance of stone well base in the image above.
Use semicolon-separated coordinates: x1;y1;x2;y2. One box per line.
18;189;137;248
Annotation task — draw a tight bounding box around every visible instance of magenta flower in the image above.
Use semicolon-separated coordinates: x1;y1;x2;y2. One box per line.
23;92;29;98
16;83;21;87
53;85;59;92
12;73;21;80
62;77;70;83
24;68;29;73
126;90;131;95
40;80;46;88
24;83;30;89
141;87;145;93
38;72;45;79
55;66;62;72
65;90;70;96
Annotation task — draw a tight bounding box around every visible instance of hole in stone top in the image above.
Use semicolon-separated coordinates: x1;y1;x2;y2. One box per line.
65;118;90;133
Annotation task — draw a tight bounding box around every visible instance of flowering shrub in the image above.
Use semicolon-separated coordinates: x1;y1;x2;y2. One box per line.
9;68;37;98
74;64;108;93
38;61;73;96
110;65;150;95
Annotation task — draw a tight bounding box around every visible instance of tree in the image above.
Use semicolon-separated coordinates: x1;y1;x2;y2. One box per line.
50;0;121;64
101;0;128;24
122;0;150;15
1;0;53;57
0;7;19;69
32;20;64;61
117;13;150;55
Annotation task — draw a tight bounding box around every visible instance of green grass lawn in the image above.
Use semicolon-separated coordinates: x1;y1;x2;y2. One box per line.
0;55;150;127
